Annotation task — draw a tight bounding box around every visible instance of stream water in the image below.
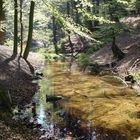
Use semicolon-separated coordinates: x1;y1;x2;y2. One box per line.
1;62;140;140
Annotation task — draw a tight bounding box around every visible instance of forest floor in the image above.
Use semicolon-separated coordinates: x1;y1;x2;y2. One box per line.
0;45;43;139
90;31;140;75
0;45;43;105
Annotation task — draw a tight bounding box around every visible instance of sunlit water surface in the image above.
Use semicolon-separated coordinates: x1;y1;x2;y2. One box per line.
12;62;140;140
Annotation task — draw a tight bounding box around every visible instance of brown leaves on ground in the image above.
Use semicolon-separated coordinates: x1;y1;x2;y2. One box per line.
0;45;43;140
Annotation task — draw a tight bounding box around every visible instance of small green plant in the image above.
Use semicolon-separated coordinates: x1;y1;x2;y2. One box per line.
45;53;63;62
38;48;46;54
134;70;140;80
77;53;97;66
86;44;103;55
126;110;137;119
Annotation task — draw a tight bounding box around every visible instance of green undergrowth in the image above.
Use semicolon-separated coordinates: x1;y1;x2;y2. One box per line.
134;70;140;80
77;53;97;66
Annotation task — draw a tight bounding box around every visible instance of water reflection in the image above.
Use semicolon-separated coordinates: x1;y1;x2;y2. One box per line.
12;62;140;140
40;62;138;140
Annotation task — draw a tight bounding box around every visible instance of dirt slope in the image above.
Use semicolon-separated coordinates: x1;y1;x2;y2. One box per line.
91;33;140;74
0;45;43;106
0;45;44;139
90;16;140;74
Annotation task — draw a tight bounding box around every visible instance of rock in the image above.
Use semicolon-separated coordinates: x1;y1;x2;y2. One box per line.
125;75;136;83
32;80;38;84
29;39;46;50
59;111;66;118
36;71;43;77
33;75;42;80
33;70;44;80
14;112;23;116
46;95;63;102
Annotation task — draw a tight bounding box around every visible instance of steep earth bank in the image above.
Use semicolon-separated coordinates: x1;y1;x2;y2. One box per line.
0;45;43;139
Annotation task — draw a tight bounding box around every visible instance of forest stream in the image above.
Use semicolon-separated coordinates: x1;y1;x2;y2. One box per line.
1;62;140;140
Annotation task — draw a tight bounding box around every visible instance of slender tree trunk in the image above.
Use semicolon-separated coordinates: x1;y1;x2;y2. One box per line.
111;30;125;60
67;2;74;56
67;2;70;16
70;0;80;24
85;6;94;31
73;1;80;24
70;0;74;18
91;0;100;30
84;0;100;31
52;15;58;54
0;0;5;45
23;1;35;60
13;0;18;55
66;1;75;69
68;36;73;55
20;0;23;56
108;4;124;60
94;0;100;27
0;1;3;18
67;2;74;66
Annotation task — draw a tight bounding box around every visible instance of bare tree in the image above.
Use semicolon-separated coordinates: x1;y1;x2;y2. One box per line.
20;0;23;56
0;0;5;45
111;30;125;60
13;0;18;55
52;15;58;54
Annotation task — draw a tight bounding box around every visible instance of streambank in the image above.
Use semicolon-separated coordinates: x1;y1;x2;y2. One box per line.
0;45;43;139
77;62;140;96
0;45;43;106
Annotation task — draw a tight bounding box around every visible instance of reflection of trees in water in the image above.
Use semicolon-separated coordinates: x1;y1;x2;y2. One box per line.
0;0;5;45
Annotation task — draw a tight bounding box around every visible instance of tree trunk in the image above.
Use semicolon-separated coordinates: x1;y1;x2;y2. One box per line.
52;15;58;54
67;2;74;64
23;1;35;60
13;0;18;55
91;0;100;30
67;1;73;56
111;31;125;60
73;1;80;24
20;0;23;56
94;0;100;27
85;6;94;31
67;1;70;16
0;0;5;45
